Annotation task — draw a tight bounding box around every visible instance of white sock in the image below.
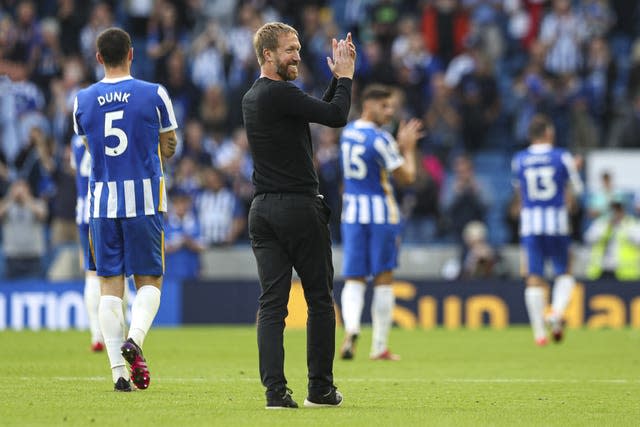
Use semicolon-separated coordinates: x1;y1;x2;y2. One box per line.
341;280;366;335
551;275;575;321
128;285;161;348
371;285;394;356
84;275;102;344
524;287;546;341
99;295;128;382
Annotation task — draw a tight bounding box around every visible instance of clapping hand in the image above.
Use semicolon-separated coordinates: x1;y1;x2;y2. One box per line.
327;32;356;79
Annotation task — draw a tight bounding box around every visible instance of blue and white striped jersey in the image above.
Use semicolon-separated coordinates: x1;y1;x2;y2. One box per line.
512;143;583;237
70;134;90;225
73;76;178;218
340;119;404;225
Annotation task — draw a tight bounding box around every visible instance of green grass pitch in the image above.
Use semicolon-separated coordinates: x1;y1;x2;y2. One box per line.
1;326;638;426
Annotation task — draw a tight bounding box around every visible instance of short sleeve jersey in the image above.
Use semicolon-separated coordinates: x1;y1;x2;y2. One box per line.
73;76;177;218
340;119;404;225
70;134;91;225
512;143;583;236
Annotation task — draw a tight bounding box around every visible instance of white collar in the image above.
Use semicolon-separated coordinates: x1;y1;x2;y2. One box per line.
528;143;552;153
101;75;133;84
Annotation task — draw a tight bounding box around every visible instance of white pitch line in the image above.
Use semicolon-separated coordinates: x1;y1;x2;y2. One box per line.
18;377;639;385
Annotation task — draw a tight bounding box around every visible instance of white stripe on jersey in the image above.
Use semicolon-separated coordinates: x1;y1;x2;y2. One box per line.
93;182;103;218
372;195;385;224
143;178;154;215
107;181;117;218
544;206;556;235
358;195;370;224
342;194;357;223
159;176;167;211
157;86;178;131
72;97;81;135
520;206;570;236
124;180;136;218
341;193;401;225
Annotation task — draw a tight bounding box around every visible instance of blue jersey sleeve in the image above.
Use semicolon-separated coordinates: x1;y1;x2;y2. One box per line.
155;85;178;132
72;95;85;136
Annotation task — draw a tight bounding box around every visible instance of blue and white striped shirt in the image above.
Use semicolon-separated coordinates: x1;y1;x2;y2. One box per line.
73;75;177;218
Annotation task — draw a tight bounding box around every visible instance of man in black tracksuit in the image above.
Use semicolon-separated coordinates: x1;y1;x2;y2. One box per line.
242;22;355;409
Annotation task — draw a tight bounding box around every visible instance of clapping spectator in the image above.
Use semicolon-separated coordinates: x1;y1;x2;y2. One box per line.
195;166;246;246
0;179;48;278
164;189;205;281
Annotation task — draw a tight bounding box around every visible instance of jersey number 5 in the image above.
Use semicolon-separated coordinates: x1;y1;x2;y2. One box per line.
342;143;367;180
524;166;557;201
104;110;128;156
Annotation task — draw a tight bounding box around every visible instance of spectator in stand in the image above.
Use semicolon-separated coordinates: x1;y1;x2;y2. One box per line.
190;21;228;91
421;0;470;65
163;48;199;128
0;179;48;278
584;196;640;281
164;189;205;282
441;153;488;242
504;190;521;245
146;0;188;83
31;17;63;100
538;0;586;76
424;72;461;163
79;2;113;80
607;90;640;148
56;0;85;56
459;220;500;279
586;170;626;220
400;151;443;243
456;52;500;152
195;166;246;247
171;155;202;199
180;118;215;166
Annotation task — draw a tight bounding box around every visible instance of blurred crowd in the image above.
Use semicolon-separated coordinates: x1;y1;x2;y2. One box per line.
2;0;640;280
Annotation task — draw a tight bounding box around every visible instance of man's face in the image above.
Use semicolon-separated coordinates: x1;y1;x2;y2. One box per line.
366;97;394;127
273;32;301;81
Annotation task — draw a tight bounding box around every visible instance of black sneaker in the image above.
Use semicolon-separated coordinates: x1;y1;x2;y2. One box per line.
114;377;132;392
340;334;358;360
265;387;298;409
303;386;343;407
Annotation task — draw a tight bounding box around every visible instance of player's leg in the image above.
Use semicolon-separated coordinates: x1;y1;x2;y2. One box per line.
548;236;574;342
369;223;400;360
90;217;131;391
80;224;104;351
340;223;367;359
522;236;549;346
84;270;103;351
121;213;165;390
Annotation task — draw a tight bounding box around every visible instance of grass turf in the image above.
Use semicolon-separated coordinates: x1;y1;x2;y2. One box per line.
1;326;638;426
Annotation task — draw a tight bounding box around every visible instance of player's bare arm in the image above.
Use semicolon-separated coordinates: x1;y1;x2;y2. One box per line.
393;118;425;186
160;130;177;158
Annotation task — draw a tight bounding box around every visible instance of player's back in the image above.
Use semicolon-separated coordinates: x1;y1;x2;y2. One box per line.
340;120;403;225
73;77;177;218
513;144;577;236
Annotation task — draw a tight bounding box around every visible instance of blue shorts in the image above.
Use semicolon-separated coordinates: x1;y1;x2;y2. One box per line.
341;222;400;278
78;224;91;271
89;214;164;277
521;235;570;276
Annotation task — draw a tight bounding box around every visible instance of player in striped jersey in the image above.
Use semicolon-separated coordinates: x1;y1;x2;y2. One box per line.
512;114;583;346
70;135;130;353
339;85;423;360
73;28;178;391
